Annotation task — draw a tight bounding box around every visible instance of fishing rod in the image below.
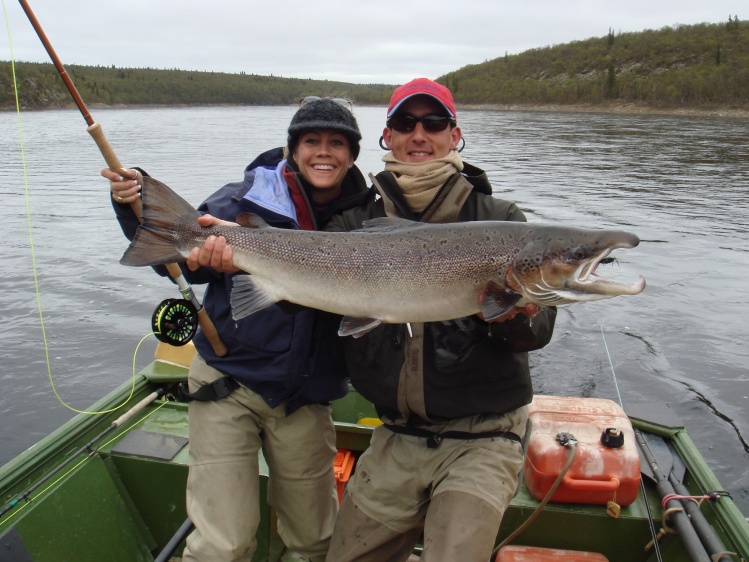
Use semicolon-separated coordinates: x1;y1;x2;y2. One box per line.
599;325;732;562
17;0;227;357
635;430;714;562
665;471;735;561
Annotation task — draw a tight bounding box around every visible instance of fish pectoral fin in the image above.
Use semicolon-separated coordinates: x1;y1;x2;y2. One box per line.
235;213;271;228
230;274;279;320
479;282;522;321
338;316;383;338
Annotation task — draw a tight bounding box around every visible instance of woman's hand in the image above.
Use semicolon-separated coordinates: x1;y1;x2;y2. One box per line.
103;168;141;205
187;215;239;274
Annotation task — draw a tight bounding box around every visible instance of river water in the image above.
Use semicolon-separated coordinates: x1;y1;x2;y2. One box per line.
1;105;747;514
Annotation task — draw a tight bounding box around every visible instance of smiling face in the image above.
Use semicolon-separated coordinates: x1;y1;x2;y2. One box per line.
292;130;354;202
382;95;462;163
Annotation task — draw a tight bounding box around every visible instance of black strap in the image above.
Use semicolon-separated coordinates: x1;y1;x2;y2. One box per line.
177;377;239;402
383;424;521;449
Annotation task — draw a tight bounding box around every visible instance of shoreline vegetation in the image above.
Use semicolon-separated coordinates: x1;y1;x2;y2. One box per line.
5;100;747;119
463;102;749;118
2;19;747;118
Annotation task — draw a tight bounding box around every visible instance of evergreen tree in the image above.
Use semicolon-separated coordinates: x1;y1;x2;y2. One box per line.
606;62;617;97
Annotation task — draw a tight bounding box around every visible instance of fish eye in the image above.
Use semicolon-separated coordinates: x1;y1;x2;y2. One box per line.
569;246;589;261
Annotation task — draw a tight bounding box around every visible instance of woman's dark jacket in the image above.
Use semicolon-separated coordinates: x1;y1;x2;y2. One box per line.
112;147;369;413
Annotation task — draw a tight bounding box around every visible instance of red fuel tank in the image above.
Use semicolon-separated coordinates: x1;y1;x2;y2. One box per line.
523;395;641;507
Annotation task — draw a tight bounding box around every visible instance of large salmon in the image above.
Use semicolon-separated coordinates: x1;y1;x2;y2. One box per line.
121;177;645;337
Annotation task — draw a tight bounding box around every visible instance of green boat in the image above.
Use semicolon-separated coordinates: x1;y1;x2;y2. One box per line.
1;343;747;562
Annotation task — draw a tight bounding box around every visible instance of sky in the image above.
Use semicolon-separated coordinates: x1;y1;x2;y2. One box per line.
1;0;744;86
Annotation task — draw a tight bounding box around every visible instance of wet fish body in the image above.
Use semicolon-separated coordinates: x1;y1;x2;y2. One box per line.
121;177;646;337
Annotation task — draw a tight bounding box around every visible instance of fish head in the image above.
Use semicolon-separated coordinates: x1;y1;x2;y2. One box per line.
507;227;646;306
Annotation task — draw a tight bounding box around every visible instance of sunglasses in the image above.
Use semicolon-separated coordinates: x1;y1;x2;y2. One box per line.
300;95;353;111
386;113;456;133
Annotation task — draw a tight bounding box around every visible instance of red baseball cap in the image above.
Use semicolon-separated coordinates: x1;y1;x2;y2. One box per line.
387;78;456;118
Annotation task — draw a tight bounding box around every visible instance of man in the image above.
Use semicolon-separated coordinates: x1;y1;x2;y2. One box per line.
324;78;557;562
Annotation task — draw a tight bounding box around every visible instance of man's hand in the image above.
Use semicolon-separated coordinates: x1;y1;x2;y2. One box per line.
480;303;541;323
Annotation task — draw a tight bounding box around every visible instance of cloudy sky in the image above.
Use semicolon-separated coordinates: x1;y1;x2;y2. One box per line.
2;0;744;85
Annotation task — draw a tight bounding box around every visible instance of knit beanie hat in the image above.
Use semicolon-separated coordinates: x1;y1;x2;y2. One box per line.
287;98;362;160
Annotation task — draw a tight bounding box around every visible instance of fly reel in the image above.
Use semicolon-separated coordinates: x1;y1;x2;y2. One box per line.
151;298;198;346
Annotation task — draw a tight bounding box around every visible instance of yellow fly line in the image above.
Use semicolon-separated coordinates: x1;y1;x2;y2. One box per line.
2;0;148;415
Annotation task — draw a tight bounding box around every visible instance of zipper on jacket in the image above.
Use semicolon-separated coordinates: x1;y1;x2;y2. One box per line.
416;174;455;222
372;171;458;223
370;173;414;220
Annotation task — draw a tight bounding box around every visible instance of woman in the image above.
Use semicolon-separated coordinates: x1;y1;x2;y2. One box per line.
103;98;368;562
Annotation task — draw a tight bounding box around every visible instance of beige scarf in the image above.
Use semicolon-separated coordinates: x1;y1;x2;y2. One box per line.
382;151;464;213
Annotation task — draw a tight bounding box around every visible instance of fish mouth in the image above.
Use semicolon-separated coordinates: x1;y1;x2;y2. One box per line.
521;247;646;306
570;247;646;296
540;248;646;305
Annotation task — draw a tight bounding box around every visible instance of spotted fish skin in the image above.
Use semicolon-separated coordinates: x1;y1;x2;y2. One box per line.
121;177;645;337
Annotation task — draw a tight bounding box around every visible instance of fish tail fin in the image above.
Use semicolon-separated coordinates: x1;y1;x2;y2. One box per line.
120;224;184;267
120;177;200;267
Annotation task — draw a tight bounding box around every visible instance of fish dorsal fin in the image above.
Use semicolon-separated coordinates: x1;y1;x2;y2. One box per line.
360;217;427;233
338;316;383;338
480;281;522;321
236;213;271;229
230;274;279;320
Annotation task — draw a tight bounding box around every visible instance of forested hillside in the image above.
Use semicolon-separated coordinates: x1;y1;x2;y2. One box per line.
1;19;746;110
0;64;393;109
440;19;747;108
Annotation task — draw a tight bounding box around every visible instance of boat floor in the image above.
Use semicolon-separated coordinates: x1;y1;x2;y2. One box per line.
90;397;672;560
2;357;746;561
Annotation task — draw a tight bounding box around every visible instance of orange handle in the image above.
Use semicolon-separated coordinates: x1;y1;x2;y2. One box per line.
562;475;621;492
87;122;143;218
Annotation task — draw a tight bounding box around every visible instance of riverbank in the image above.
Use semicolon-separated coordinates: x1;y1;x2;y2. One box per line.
3;100;748;118
461;101;749;118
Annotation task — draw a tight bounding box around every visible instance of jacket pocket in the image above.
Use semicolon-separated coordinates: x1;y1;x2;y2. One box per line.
225;305;299;355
